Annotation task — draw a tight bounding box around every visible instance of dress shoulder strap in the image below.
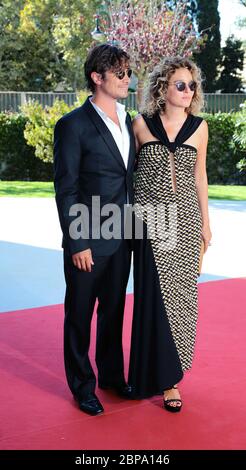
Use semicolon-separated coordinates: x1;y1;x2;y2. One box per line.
141;113;203;152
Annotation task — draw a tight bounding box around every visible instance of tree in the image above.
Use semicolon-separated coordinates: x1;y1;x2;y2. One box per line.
193;0;221;92
0;0;100;91
18;0;64;91
237;0;246;38
0;0;24;88
217;36;245;93
52;0;100;91
0;0;63;91
18;0;100;91
105;0;203;106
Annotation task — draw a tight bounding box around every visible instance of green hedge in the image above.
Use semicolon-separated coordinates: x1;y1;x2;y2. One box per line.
0;113;53;181
233;102;246;173
0;107;245;184
201;112;246;185
22;92;88;164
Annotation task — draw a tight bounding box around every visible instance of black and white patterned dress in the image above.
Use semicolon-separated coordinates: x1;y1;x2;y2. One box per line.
128;113;203;398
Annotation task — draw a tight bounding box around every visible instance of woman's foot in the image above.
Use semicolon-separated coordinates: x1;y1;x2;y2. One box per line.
163;385;182;412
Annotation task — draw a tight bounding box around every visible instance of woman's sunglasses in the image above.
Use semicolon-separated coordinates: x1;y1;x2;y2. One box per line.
114;69;133;80
170;80;197;92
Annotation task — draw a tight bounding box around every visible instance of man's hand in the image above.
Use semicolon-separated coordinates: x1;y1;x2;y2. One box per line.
72;249;94;272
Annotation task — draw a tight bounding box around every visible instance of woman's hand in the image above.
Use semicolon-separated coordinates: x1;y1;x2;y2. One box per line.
202;224;212;253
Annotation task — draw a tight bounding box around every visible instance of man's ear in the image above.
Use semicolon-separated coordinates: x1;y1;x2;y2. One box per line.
91;71;102;87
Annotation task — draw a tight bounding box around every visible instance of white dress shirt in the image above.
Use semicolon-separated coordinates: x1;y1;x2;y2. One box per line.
89;98;130;169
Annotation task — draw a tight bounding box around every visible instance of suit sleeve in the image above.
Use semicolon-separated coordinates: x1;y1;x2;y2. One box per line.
53;118;90;255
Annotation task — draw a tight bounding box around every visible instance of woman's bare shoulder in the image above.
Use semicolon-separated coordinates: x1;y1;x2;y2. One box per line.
199;119;208;133
132;114;146;130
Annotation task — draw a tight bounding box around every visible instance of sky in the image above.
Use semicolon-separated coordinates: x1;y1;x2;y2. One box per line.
219;0;246;44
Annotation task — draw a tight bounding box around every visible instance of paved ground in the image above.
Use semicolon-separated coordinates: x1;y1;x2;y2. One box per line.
0;197;245;312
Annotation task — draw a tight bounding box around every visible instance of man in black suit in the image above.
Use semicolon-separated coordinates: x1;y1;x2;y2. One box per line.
54;44;135;415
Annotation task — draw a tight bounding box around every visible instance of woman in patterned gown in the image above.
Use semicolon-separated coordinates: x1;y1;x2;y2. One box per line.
128;57;212;411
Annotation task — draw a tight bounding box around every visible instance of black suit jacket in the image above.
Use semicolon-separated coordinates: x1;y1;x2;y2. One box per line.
54;97;136;256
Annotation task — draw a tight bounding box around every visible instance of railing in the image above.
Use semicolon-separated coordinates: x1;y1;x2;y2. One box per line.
204;93;246;113
0;91;77;112
0;91;245;113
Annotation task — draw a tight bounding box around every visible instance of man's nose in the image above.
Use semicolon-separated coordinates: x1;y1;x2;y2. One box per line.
122;77;130;85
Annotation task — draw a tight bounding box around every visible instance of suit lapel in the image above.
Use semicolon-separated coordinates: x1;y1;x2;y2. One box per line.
126;113;135;172
83;98;126;170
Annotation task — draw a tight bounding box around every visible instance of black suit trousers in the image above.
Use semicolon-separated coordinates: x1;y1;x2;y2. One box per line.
63;240;132;399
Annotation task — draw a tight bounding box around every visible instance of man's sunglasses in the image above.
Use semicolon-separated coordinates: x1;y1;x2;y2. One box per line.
170;80;197;92
114;69;132;80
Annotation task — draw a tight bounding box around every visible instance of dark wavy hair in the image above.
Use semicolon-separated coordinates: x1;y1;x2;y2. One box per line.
141;56;204;116
84;44;130;92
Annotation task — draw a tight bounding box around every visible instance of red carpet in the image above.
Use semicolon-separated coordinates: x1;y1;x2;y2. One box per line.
0;278;246;450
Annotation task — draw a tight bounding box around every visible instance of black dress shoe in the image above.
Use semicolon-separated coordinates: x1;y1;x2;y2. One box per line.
74;393;104;415
98;381;133;399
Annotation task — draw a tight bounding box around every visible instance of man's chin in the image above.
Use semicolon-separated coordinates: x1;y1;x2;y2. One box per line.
119;91;129;99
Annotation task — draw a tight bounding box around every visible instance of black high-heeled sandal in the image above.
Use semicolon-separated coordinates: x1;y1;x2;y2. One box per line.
163;385;182;413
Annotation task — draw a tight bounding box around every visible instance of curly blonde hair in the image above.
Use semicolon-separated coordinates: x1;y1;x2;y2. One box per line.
141;56;204;116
